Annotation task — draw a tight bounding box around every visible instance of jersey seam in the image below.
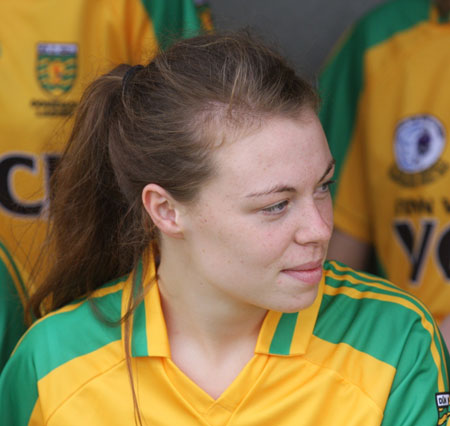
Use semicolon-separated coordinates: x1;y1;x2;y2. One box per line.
301;342;385;416
44;357;127;424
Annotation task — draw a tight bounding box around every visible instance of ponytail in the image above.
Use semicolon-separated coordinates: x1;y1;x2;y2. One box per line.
29;65;152;318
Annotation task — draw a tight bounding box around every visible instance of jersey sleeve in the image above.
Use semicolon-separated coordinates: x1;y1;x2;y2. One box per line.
318;23;372;243
382;314;450;425
0;241;27;373
108;0;213;66
0;339;42;426
138;0;212;52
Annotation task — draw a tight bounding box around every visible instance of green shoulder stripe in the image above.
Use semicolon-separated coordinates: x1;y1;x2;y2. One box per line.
325;260;440;326
29;289;123;382
319;0;431;197
324;261;449;386
0;281;125;424
325;260;400;292
140;0;203;50
131;260;149;357
269;312;298;355
320;261;448;389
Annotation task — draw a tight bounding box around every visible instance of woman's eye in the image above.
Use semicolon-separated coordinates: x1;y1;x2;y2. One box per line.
318;180;336;193
261;200;289;214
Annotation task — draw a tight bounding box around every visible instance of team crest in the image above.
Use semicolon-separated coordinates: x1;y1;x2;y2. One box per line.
36;43;77;96
389;115;448;186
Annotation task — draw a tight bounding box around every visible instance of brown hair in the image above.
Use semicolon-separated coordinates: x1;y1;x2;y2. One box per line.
29;31;318;318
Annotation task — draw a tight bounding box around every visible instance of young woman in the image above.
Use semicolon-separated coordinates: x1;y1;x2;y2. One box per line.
0;32;448;426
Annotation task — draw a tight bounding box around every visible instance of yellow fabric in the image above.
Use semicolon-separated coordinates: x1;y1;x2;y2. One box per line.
28;270;395;425
0;0;174;277
334;20;450;320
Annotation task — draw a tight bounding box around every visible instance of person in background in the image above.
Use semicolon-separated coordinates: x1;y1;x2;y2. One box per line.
0;0;212;275
0;31;448;426
319;0;450;348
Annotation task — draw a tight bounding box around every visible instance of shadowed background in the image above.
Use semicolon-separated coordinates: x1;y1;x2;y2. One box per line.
208;0;386;80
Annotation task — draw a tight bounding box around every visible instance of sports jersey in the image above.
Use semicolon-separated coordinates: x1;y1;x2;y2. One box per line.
319;0;450;321
0;259;448;425
0;240;27;372
0;0;211;276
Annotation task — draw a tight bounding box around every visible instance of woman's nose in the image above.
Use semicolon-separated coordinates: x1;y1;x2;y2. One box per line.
294;199;333;245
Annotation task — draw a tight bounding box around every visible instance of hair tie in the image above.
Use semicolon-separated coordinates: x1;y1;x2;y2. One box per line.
122;64;144;94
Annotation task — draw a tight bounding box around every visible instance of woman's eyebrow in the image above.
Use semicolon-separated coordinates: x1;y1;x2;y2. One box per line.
245;159;336;199
318;159;336;182
245;185;297;198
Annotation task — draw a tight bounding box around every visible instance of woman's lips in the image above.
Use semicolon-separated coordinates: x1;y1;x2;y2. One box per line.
281;263;323;285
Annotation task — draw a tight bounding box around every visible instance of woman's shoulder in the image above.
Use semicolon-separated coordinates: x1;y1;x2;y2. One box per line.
9;275;128;373
0;275;130;424
314;260;449;426
320;260;445;365
322;259;436;326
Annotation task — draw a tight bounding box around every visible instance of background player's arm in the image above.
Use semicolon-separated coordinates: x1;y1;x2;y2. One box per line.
327;227;371;271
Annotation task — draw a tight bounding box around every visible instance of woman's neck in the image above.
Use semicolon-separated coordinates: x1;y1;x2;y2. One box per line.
157;256;267;399
157;261;267;353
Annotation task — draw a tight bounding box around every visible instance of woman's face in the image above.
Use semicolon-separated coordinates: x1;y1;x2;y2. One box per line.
180;109;334;313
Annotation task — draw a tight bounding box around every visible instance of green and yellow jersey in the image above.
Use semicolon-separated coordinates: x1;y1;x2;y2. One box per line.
319;0;450;321
0;240;27;373
1;260;448;425
0;0;211;275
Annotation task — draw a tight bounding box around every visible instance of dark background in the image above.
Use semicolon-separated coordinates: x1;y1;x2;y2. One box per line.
208;0;386;80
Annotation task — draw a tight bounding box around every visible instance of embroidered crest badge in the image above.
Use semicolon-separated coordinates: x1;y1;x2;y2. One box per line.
36;43;78;96
389;115;448;187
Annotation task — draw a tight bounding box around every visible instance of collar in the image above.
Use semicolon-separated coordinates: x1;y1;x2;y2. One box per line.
128;256;324;358
254;275;324;356
128;255;171;358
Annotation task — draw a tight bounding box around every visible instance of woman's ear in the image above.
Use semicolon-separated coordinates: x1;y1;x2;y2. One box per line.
142;184;184;238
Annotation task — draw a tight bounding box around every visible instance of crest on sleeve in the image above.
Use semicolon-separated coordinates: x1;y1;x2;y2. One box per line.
36;43;78;96
436;392;450;425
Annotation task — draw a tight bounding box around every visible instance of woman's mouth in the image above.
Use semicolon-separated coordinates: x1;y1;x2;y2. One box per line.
281;262;323;285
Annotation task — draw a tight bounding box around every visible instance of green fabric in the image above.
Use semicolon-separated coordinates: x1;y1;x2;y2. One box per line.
318;0;432;199
131;259;149;357
324;260;448;379
0;243;26;372
269;312;298;355
140;0;203;50
0;283;124;425
319;261;449;424
0;240;26;297
0;340;39;425
31;292;123;382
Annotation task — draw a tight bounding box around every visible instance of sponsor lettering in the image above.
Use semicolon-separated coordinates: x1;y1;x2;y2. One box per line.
30;99;77;117
437;393;450;408
395;198;434;215
389;160;449;187
393;220;450;282
442;198;450;213
0;153;60;217
436;393;450;426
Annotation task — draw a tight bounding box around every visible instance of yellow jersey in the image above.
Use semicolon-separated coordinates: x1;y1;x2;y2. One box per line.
1;259;448;425
319;0;450;321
